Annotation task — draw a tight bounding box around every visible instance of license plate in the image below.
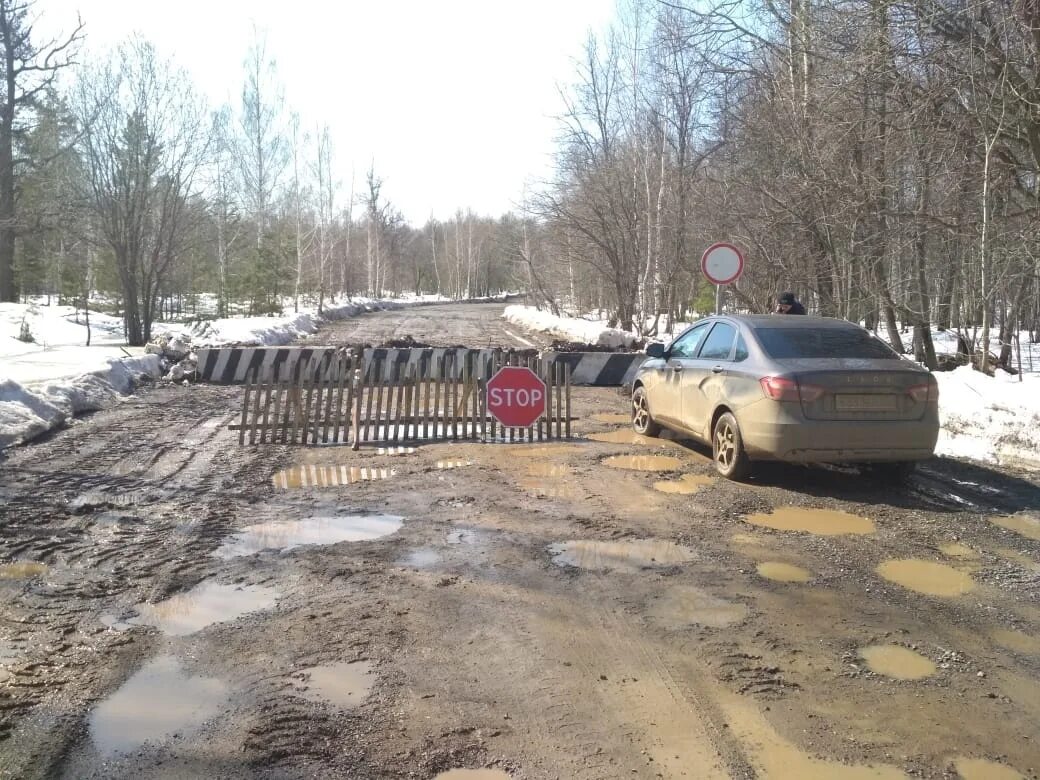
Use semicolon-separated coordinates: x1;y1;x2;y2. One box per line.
835;394;898;412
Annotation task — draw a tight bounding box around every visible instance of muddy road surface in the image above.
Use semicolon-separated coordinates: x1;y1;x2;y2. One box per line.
320;301;546;348
2;304;1040;779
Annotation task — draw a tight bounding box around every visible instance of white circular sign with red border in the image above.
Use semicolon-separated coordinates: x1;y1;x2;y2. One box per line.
701;243;745;285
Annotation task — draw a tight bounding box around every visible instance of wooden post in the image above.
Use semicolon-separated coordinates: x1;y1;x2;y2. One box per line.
239;368;253;446
352;369;363;451
433;355;443;441
565;362;572;439
271;373;285;444
364;360;377;443
555;362;563;439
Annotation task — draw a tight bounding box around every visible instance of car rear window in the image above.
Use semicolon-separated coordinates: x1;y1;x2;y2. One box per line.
753;327;899;359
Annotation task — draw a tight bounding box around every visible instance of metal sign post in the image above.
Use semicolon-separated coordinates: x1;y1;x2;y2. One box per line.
701;243;745;314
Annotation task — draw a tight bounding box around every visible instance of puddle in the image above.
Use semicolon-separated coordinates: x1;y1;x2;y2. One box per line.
215;514;403;558
123;581;281;636
591;412;631;424
603;454;682;472
756;562;812;583
876;559;975;597
859;645;936;680
509;444;585;457
990;513;1040;542
991;629;1040;656
435;771;511;780
549;539;695;573
435;460;473;470
0;561;47;579
647;586;748;628
401;548;440;568
653;474;714;494
89;655;227;756
954;757;1025;780
939;543;977;559
296;660;374;709
376;446;416;456
744;507;874;536
719;692;906;779
447;528;477;544
587;429;679;447
272;465;396;488
524;461;571;478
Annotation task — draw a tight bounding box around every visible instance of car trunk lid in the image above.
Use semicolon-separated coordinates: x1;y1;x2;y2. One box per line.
778;359;933;421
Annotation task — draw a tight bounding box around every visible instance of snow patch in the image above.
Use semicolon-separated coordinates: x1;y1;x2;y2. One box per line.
503;305;636;349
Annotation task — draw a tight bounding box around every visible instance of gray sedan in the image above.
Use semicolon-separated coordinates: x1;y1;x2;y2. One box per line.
631;315;939;480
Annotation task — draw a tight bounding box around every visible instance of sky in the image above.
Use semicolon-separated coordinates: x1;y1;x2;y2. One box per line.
39;0;617;226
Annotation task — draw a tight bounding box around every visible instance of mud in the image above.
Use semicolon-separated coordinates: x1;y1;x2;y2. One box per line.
548;539;696;572
603;454;683;472
215;514;404;558
122;581;281;636
954;757;1025;780
3;304;1040;780
435;771;512;779
939;542;976;558
744;506;875;535
295;660;374;709
859;645;937;680
990;512;1040;541
756;562;813;582
591;413;632;424
0;561;47;579
875;559;976;597
653;473;714;494
88;655;228;756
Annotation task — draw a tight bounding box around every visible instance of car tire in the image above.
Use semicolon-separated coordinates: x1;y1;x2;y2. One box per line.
868;461;917;484
632;386;661;437
713;412;751;481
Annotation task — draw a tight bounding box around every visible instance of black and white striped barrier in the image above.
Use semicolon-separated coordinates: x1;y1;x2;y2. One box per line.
196;347;649;387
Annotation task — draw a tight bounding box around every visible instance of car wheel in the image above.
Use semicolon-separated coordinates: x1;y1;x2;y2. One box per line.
713;412;751;481
868;461;917;484
632;386;661;437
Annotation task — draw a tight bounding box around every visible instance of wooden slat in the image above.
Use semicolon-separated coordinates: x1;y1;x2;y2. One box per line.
309;364;325;444
322;357;338;442
257;372;273;444
352;369;363;451
270;377;285;443
412;367;422;441
367;364;381;443
393;369;406;443
565;361;572;439
247;368;263;445
432;356;442;441
555;362;563;439
238;369;253;446
489;351;498;441
422;368;431;440
299;368;315;444
334;355;349;443
470;356;479;441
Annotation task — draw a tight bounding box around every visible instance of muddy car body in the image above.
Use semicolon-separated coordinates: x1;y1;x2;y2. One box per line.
631;315;939;479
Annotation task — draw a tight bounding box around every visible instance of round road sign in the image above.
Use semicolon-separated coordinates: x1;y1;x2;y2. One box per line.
486;366;547;428
701;243;744;285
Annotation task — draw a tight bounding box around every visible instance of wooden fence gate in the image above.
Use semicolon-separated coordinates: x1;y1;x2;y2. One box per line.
231;349;572;447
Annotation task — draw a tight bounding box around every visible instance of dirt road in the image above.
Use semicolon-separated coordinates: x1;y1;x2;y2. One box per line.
2;304;1039;779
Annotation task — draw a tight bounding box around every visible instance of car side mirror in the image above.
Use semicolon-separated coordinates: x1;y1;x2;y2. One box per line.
646;343;665;359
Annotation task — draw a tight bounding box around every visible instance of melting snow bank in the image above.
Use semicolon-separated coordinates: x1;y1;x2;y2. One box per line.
935;367;1040;468
503;305;636;349
0;355;161;450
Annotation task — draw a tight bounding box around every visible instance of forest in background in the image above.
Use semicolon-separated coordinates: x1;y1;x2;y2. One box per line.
2;0;1038;371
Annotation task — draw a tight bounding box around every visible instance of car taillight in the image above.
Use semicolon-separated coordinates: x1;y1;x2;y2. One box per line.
908;383;938;403
760;376;824;403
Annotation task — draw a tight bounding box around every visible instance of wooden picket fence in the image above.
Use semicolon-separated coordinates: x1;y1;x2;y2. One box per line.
230;349;572;447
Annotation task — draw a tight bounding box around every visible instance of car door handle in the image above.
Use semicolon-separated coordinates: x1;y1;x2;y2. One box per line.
671;365;683;373
711;365;724;374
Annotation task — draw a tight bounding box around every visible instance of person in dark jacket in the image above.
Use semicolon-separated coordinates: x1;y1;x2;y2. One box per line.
775;291;806;315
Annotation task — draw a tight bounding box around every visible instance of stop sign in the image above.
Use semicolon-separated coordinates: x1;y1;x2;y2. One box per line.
486;366;547;428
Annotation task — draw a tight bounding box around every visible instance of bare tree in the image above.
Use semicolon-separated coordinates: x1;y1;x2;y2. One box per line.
74;38;209;345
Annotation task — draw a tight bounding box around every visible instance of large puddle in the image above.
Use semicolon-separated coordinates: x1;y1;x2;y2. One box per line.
121;581;281;636
435;771;511;779
603;454;682;472
653;474;714;495
876;559;975;597
859;645;936;680
89;655;227;756
272;465;396;488
954;757;1025;780
990;513;1040;542
549;539;695;573
591;412;631;424
215;514;403;558
519;461;580;499
509;444;585;457
586;429;681;448
647;586;748;628
0;561;48;579
295;660;374;709
744;507;874;535
991;629;1040;656
756;562;812;583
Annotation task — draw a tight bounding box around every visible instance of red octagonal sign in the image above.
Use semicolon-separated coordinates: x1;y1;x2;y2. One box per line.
486;366;547;428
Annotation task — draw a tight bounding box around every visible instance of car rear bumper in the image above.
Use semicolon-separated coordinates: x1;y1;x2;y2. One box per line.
740;403;939;463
